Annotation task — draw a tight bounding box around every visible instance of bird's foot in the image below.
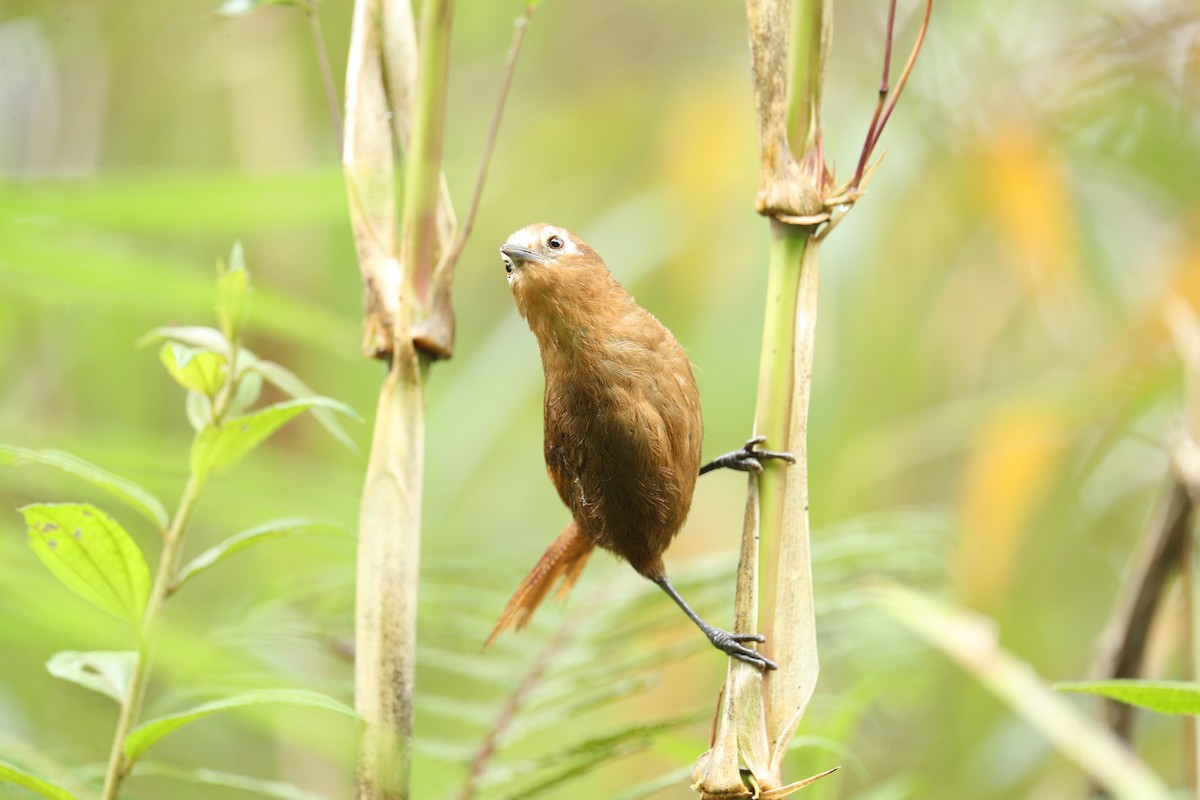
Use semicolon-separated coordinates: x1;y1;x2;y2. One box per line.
700;435;796;476
707;628;778;671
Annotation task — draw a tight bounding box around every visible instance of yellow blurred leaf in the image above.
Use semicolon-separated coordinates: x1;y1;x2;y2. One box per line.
1119;243;1200;360
955;403;1066;610
978;125;1080;296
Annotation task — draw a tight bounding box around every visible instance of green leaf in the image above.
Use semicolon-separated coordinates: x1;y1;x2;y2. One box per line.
0;445;169;529
186;391;215;433
1055;680;1200;716
124;689;357;764
160;343;226;397
45;650;138;704
216;242;252;341
216;0;306;15
252;359;359;451
0;759;75;800
174;517;351;590
21;503;152;623
229;370;263;416
190;397;355;476
135;762;331;800
139;325;232;358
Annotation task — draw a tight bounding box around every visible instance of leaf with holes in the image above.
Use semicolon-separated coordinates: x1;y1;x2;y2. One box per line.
124;689;357;763
46;650;138;704
174;517;351;590
1055;680;1200;716
190;397;356;476
0;759;75;800
0;445;169;529
21;504;151;623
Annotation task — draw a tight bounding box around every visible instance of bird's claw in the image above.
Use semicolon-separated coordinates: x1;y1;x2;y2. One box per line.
709;627;777;671
701;435;796;476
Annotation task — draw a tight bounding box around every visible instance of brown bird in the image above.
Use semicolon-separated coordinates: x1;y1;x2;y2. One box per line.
488;222;793;670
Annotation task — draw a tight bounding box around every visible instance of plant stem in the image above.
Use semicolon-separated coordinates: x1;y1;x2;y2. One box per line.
305;0;344;156
432;3;536;282
100;470;207;800
753;223;806;627
399;0;455;306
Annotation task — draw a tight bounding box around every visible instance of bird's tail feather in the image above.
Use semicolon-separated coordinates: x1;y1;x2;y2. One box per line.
486;521;594;647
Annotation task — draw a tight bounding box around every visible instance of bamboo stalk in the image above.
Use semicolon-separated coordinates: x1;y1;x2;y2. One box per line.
695;0;929;794
344;2;535;796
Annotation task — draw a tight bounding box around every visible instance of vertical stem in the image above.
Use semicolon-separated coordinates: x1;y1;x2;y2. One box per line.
753;223;807;635
1188;516;1200;794
100;471;207;800
787;0;829;155
399;0;455;307
306;0;344;155
355;349;425;800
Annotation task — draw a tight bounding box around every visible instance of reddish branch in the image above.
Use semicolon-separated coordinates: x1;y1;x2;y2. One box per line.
851;0;933;190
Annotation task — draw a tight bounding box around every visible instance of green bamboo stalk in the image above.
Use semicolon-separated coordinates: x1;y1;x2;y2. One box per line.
399;0;454;311
348;0;543;796
348;0;454;795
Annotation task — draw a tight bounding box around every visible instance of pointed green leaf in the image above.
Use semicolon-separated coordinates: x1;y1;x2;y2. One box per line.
139;325;232;357
124;689;357;763
21;503;151;623
190;397;356;476
0;445;169;529
216;242;252;341
0;759;75;800
160;343;227;397
174;517;351;590
135;762;330;800
46;650;138;704
252;359;360;451
1055;680;1200;716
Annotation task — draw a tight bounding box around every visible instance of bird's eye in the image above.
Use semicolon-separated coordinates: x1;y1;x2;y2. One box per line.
547;235;564;250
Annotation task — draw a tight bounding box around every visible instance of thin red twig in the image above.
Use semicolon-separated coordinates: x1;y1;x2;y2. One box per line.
851;0;932;189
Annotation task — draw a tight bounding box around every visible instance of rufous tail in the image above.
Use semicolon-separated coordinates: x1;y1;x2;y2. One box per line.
486;521;594;647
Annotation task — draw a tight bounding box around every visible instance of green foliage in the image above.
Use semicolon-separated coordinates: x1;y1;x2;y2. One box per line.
135;762;332;800
1056;680;1200;717
217;242;252;342
160;343;227;398
190;397;354;476
0;446;169;529
0;759;75;800
124;688;358;763
20;503;151;625
45;650;138;704
2;248;358;799
173;517;351;590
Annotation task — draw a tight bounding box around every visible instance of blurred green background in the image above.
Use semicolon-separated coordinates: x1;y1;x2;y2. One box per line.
2;0;1199;797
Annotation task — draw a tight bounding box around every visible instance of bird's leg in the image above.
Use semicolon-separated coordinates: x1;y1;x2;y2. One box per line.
699;435;795;476
651;574;777;670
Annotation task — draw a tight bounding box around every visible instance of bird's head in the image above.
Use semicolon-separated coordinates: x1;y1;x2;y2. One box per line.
499;223;611;323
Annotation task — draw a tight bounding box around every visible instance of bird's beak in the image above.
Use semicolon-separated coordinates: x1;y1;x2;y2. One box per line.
499;245;546;267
